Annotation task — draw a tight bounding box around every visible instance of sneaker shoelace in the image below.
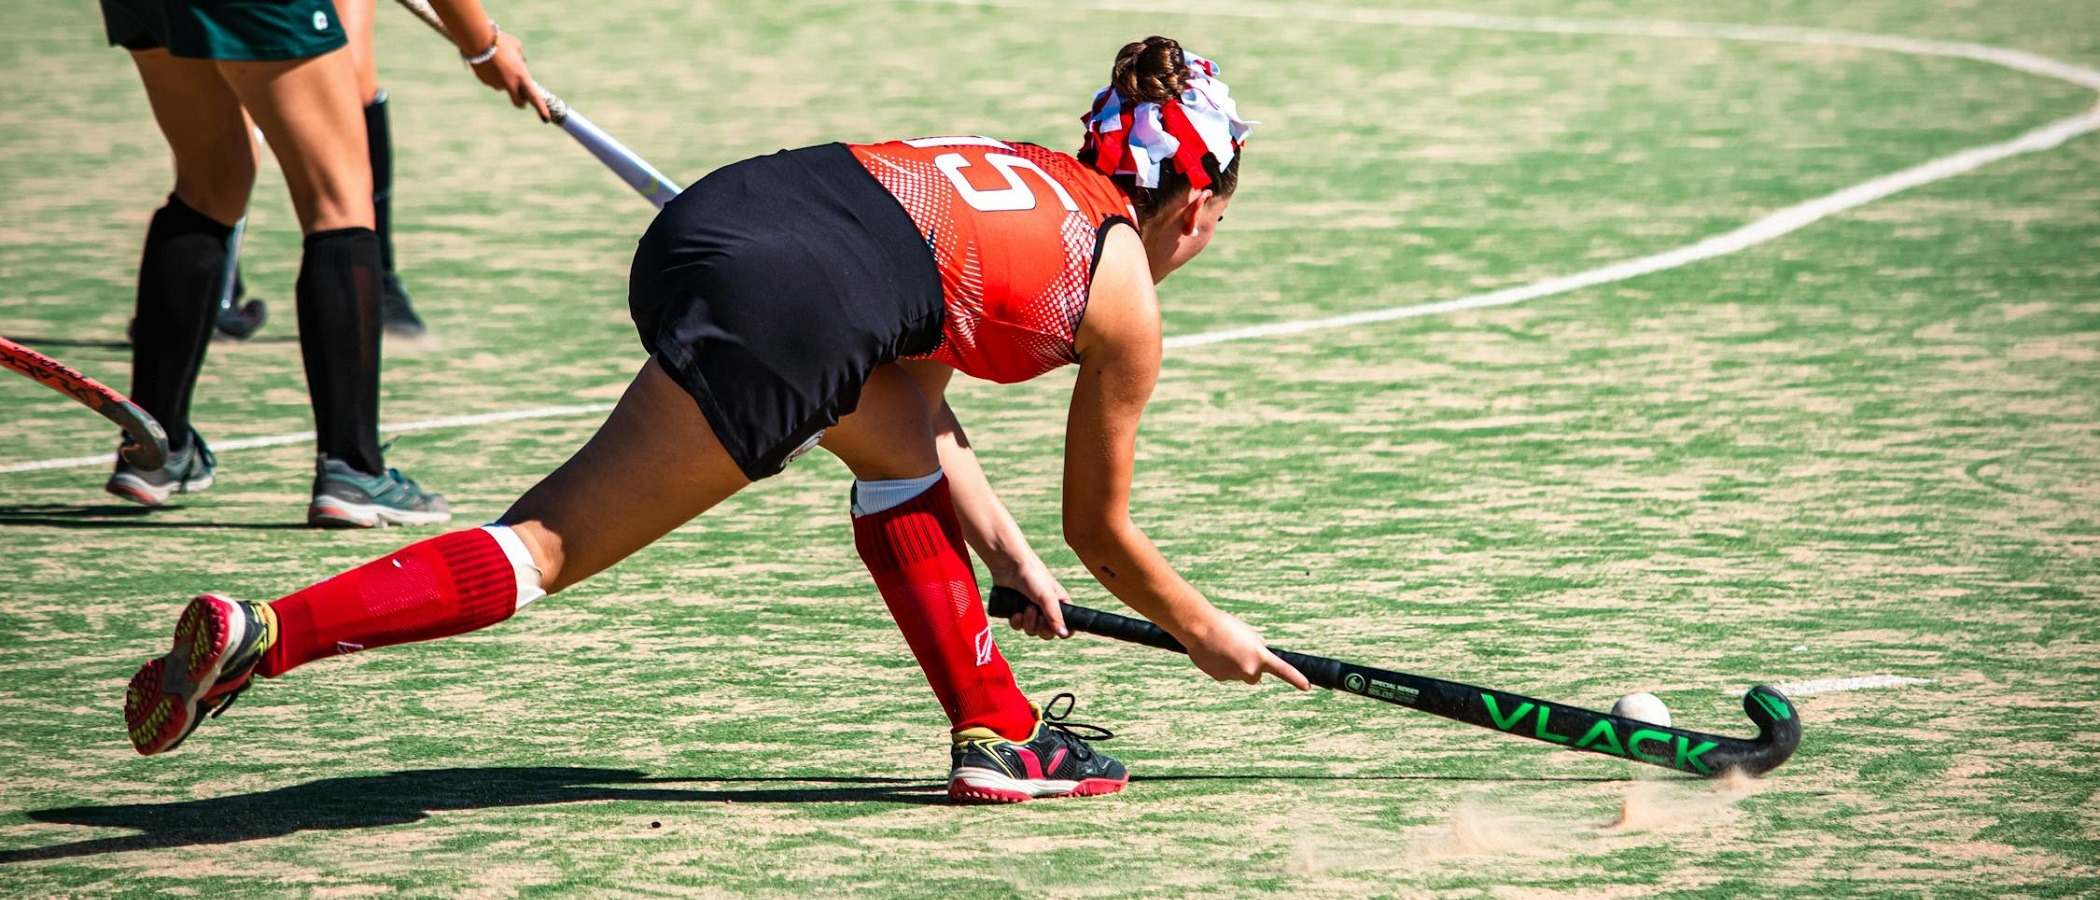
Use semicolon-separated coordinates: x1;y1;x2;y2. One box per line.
367;441;423;496
1038;693;1115;761
208;602;276;719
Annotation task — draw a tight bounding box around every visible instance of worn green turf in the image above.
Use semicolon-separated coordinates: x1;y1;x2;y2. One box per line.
2;0;2097;895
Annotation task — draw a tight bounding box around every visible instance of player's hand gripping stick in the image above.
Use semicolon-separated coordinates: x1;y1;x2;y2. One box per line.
392;0;684;208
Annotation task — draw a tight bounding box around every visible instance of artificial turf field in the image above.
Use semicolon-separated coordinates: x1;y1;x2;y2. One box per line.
3;0;2099;894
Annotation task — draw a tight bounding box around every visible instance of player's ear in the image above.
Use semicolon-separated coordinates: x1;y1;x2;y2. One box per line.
1178;188;1215;235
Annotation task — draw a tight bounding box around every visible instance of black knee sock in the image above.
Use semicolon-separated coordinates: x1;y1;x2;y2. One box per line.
129;195;233;452
365;91;397;274
295;227;385;476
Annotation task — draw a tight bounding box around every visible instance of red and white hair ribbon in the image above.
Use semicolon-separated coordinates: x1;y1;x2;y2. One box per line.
1081;53;1254;191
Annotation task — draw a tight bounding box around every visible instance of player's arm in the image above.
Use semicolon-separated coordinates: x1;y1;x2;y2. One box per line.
422;0;550;119
1062;227;1308;689
897;360;1073;639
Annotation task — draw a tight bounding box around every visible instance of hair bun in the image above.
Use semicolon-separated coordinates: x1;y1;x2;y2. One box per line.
1111;36;1188;105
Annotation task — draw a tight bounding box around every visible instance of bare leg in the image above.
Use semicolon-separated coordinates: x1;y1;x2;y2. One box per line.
819;365;942;480
116;51;251;462
216;49;400;479
130;49;255;225
500;359;753;593
338;0;381;104
235;359;748;682
216;51;372;234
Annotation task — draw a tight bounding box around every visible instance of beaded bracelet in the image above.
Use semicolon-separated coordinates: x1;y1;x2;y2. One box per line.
462;23;501;65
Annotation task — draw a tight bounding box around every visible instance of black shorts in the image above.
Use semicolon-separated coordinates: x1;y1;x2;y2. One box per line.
629;143;943;481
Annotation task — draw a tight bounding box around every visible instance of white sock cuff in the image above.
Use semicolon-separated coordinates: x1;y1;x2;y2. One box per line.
850;470;945;517
481;524;549;610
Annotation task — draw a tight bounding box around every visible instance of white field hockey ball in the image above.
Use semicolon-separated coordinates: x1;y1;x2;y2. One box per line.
1611;692;1672;727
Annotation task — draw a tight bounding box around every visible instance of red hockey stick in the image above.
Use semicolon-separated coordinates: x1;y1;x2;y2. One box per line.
0;335;168;470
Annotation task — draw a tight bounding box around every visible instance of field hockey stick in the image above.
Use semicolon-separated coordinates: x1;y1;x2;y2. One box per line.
390;0;683;208
0;336;168;470
213;216;267;339
988;588;1802;778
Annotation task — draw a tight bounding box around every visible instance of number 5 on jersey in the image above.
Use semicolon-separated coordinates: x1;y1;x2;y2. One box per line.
906;136;1081;213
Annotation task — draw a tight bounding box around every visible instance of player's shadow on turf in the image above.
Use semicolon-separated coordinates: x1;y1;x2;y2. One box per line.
0;767;1643;864
0;504;308;530
0;767;948;864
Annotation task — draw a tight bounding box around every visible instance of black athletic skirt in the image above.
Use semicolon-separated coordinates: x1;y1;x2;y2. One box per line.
628;143;944;481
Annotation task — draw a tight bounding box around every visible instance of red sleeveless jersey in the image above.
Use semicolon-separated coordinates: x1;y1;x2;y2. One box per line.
849;137;1135;384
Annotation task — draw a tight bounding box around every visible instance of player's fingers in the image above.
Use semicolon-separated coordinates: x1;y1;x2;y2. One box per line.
1010;606;1042;639
1039;597;1069;638
1261;650;1312;691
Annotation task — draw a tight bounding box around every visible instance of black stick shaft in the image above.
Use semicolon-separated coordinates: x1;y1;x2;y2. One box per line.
990;588;1800;777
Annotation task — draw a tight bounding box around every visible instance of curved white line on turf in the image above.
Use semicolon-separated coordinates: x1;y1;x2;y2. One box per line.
1165;107;2100;348
916;0;2100;349
5;9;2098;474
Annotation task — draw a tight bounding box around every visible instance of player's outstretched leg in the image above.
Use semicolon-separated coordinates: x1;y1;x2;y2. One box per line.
124;594;275;756
124;526;534;755
123;360;749;755
825;367;1127;802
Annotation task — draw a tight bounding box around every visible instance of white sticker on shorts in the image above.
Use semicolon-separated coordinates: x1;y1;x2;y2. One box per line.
781;430;824;469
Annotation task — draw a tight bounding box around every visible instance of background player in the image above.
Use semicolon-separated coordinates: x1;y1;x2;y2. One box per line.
214;0;432;339
99;0;545;524
120;36;1307;803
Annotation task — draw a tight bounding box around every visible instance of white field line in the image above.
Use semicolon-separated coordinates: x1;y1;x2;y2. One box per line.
5;8;2097;474
918;0;2100;350
1733;675;1933;697
0;403;614;474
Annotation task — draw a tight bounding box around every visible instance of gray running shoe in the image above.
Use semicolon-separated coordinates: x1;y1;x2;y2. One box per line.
106;430;215;506
308;455;451;528
380;272;428;338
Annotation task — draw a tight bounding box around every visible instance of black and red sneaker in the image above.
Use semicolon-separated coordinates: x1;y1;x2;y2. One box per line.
124;594;276;756
948;693;1129;803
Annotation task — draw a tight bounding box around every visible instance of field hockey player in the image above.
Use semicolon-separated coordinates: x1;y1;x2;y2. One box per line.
120;36;1312;804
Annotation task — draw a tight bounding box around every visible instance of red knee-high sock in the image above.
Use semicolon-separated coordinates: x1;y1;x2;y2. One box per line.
259;528;519;677
852;476;1036;741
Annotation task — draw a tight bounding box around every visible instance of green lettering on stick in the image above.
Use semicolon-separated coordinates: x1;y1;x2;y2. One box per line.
1483;695;1534;731
1628;729;1674;765
1575;719;1626;756
1533;706;1572;743
1752;691;1793;721
1676;737;1719;774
